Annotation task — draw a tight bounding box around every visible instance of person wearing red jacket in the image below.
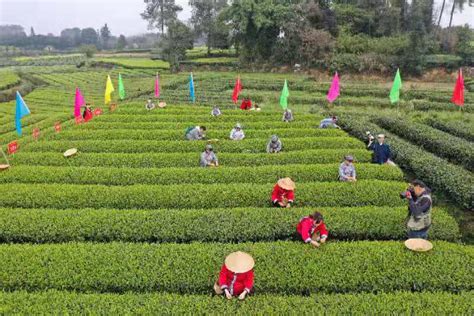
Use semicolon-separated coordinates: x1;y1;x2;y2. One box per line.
214;251;255;300
271;177;295;208
240;98;252;110
297;211;328;248
83;104;93;122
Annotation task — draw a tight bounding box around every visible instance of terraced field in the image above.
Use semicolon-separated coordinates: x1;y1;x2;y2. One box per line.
0;67;473;313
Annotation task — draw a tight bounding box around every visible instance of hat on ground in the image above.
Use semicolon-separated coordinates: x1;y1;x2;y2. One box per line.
0;164;10;171
63;148;78;158
158;102;167;108
277;177;296;191
404;238;433;252
225;251;255;273
377;134;385;138
345;155;354;162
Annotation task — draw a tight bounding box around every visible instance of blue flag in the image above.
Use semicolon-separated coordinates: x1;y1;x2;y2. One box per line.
189;73;195;103
15;91;30;136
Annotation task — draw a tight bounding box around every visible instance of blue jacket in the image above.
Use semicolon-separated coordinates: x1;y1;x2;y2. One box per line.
368;142;391;164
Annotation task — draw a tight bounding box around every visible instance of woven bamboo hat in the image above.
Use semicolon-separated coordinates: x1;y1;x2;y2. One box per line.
277;177;295;191
64;148;78;158
0;164;10;171
225;251;255;273
404;238;433;252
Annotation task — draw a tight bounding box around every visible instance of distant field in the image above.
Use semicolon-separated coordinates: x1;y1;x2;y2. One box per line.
93;57;170;69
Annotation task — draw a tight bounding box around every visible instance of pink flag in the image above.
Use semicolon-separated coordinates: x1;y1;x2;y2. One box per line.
326;72;340;103
74;88;85;117
155;74;160;98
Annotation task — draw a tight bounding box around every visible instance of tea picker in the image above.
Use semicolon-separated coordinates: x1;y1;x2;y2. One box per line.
0;147;10;171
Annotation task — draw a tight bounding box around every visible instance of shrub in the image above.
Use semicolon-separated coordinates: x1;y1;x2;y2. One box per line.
0;180;407;209
374;116;474;171
1;290;473;314
0;206;459;243
22;137;365;154
12;149;373;168
0;163;404;186
0;241;471;293
424;117;474;142
339;114;473;209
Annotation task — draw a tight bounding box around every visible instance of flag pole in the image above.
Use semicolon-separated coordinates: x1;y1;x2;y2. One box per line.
0;147;10;166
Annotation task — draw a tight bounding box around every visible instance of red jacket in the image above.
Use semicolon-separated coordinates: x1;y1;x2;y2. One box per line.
271;184;294;204
83;108;93;122
218;264;254;296
297;217;328;243
240;99;252;110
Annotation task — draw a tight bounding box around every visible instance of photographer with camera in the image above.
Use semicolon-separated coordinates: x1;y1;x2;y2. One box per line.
402;180;432;240
367;133;395;166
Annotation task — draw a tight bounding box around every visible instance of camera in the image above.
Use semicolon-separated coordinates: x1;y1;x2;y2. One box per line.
400;186;414;199
366;131;374;141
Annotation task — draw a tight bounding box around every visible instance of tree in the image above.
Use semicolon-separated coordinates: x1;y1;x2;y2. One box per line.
80;28;98;46
100;23;112;48
157;21;194;71
189;0;228;55
117;34;127;50
455;25;474;65
223;0;295;62
79;44;97;58
29;27;35;37
141;0;183;34
60;28;82;48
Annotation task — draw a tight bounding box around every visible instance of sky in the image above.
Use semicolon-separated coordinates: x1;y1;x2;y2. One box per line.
0;0;472;36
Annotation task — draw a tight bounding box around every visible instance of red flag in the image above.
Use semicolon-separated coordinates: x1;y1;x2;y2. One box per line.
232;76;242;103
452;69;464;106
8;141;18;155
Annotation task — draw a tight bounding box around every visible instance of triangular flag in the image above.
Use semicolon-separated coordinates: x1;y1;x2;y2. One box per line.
452;69;464;106
74;87;85;117
389;68;402;104
15;91;30;136
189;73;195;103
232;76;242;103
327;72;340;103
104;75;115;104
155;73;160;98
118;73;126;100
279;79;289;110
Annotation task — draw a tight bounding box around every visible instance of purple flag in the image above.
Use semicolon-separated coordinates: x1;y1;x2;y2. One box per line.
74;88;85;117
155;74;160;98
327;72;340;103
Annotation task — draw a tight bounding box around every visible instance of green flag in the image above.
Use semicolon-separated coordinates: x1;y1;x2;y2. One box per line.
389;68;402;104
118;73;126;100
280;79;289;109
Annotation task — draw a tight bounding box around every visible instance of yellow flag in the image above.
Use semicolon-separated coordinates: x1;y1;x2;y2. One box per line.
104;75;115;104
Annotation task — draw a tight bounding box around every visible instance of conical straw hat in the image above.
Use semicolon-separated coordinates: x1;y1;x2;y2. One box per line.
64;148;78;158
404;238;433;252
277;177;295;191
225;251;255;273
0;164;10;171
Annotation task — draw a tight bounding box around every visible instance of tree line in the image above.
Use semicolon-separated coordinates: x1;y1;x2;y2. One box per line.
145;0;473;74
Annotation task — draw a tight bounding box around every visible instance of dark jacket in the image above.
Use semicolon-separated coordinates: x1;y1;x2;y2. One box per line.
368;142;391;164
407;189;432;231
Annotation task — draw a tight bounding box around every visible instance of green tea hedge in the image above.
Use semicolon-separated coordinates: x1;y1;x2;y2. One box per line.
339;115;474;209
12;149;373;168
374;117;474;171
0;164;404;185
22;137;363;154
0;241;472;294
0;206;459;243
424;117;474;142
0;180;407;209
1;290;472;315
51;128;344;141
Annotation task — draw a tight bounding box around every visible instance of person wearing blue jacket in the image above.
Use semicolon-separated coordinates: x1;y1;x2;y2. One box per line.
368;134;395;166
